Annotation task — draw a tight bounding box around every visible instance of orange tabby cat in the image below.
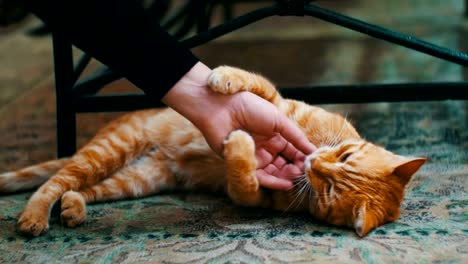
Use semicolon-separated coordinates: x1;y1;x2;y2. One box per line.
0;66;426;237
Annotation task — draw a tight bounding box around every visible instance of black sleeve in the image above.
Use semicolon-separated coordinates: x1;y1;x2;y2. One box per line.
23;0;200;101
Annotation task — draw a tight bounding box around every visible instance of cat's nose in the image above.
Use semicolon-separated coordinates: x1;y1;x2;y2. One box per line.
310;157;320;169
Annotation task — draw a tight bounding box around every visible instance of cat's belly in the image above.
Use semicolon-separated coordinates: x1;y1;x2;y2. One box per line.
162;147;227;193
172;162;227;192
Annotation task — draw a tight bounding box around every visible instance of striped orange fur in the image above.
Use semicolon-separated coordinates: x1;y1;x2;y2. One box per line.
0;66;426;237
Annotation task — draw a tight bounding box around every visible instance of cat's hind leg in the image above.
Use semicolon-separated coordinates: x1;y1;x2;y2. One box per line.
60;191;86;228
224;130;270;207
17;112;157;236
60;152;176;227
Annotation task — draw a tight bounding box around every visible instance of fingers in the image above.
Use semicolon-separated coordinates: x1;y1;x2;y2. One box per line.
275;114;317;155
255;134;304;164
256;170;294;190
256;133;309;169
270;156;287;170
255;148;273;169
280;141;307;165
264;162;303;179
258;133;287;154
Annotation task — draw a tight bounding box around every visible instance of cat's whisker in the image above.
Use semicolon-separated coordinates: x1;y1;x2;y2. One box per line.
294;179;310;210
283;174;309;213
331;117;338;145
329;115;348;148
325;120;335;147
292;177;308;198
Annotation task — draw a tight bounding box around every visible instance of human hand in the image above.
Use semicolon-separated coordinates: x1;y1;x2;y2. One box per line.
203;91;316;190
162;62;316;190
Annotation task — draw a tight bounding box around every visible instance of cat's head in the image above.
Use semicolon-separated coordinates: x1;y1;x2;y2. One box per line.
303;139;426;237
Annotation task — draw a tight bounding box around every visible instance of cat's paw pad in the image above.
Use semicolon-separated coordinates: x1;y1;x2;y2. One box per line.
223;130;255;159
17;210;49;237
60;191;86;228
208;66;243;94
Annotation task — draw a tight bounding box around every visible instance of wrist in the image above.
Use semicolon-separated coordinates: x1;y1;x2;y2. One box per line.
161;62;228;131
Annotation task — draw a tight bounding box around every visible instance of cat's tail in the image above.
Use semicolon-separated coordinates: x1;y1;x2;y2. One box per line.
0;158;70;193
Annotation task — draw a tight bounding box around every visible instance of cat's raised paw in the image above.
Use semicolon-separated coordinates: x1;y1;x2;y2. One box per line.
208;66;243;95
60;191;86;228
17;210;49;237
223;130;255;160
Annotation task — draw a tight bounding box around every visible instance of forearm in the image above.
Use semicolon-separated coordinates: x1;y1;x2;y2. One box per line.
24;0;199;100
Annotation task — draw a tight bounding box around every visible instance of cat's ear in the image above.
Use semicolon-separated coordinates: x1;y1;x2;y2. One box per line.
391;157;427;186
353;204;378;237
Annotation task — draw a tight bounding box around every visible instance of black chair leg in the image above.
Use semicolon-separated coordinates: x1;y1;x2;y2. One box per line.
466;0;468;17
52;34;76;158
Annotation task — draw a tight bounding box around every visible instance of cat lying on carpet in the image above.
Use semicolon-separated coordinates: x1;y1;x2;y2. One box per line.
0;66;426;237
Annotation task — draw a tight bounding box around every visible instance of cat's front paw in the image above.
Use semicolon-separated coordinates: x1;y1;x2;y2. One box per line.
224;130;263;207
17;209;49;237
208;66;244;95
223;130;255;159
60;191;86;228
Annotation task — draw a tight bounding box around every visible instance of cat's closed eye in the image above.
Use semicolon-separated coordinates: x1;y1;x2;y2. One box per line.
338;152;352;163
